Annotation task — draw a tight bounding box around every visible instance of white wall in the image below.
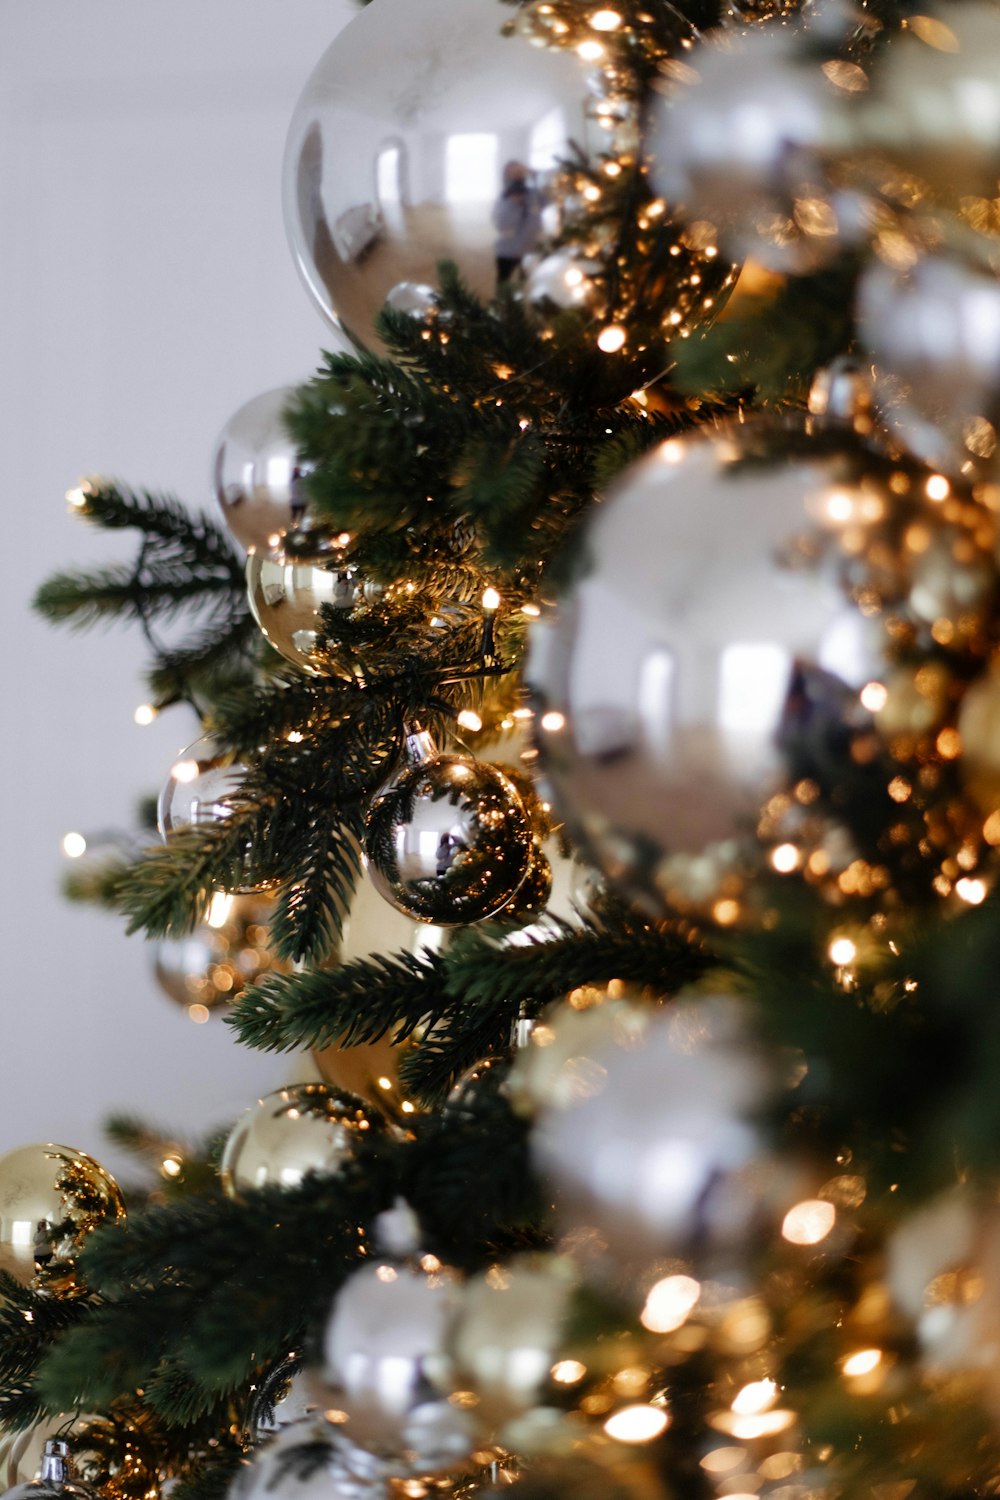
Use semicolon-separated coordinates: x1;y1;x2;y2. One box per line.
0;2;357;1176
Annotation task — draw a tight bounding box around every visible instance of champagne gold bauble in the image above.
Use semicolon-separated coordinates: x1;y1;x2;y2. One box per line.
364;730;533;925
220;1084;386;1199
212;387;312;555
0;1144;125;1295
246;534;373;677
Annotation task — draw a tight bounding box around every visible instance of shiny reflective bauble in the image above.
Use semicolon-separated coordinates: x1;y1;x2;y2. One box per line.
449;1254;576;1431
384;282;438;319
212;387;312;555
323;1260;473;1467
153;894;283;1020
220;1084;386;1199
246;537;368;677
2;1441;100;1500
364;737;533;925
283;0;597;351
648;25;856;273
860;2;1000;201
858;253;1000;477
228;1422;372;1500
526;250;605;313
728;0;804;17
492;841;552;925
245;1359;328;1445
807;356;874;427
529;997;780;1279
0;1423;102;1494
157;735;248;839
0;1143;125;1294
524;425;877;916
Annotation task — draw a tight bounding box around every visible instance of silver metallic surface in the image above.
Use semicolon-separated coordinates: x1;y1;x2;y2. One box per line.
246;540;365;676
157;734;248;839
364;739;532;924
212;387;311;555
283;0;594;349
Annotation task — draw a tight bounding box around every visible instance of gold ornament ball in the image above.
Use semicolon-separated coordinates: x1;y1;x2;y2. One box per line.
153;894;285;1021
220;1084;387;1199
0;1144;125;1295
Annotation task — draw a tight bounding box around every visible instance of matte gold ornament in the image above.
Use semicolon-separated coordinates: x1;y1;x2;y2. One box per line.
0;1144;125;1295
364;729;533;925
220;1084;386;1199
212;387;313;555
246;533;376;678
153;893;284;1021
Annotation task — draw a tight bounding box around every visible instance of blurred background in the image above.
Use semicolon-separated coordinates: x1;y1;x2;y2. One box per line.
0;1;357;1169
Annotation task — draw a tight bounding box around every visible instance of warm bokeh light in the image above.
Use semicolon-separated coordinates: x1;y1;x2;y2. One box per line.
956;877;987;905
732;1379;778;1415
782;1199;836;1245
551;1359;587;1384
590;7;622;27
770;843;799;874
842;1348;882;1377
171;758;201;785
133;703;157;726
828;937;856;966
457;710;483;732
482;587;501;611
859;681;888;712
597;325;627;353
925;473;950;501
604;1404;670;1443
61;832;87;859
205;892;235;929
641;1274;701;1332
540;711;566;732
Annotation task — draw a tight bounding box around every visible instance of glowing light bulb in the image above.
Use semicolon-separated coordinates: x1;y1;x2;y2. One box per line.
828;937;856;966
926;474;950;501
782;1199;836;1245
206;892;235;929
732;1379;778;1415
590;7;622;27
859;681;888;712
133;703;157;726
171;758;201;785
641;1274;701;1332
604;1405;669;1443
956;877;987;905
577;38;605;59
457;710;483;732
61;832;87;859
770;844;799;874
551;1359;587;1383
482;587;501;611
597;325;627;353
540;711;566;732
842;1348;882;1377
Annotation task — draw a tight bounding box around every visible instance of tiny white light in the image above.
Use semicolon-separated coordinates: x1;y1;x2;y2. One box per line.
171;758;201;785
926;474;950;501
641;1274;701;1333
842;1348;882;1377
828;937;856;966
782;1199;836;1245
482;587;501;611
597;325;627;353
732;1379;778;1416
577;38;605;59
206;892;235;929
551;1359;587;1384
770;843;799;874
956;877;987;905
590;7;622;27
65;483;90;509
604;1405;669;1443
61;832;87;859
457;710;483;732
540;711;566;732
133;703;157;726
161;1156;182;1179
859;681;888;712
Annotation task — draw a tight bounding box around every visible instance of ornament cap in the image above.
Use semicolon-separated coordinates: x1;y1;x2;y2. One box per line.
374;1198;422;1257
40;1440;70;1484
401;725;437;767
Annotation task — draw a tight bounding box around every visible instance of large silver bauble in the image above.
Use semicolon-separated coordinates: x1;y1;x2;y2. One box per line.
212;387;312;555
858;252;1000;477
246;537;369;677
528;996;782;1281
283;0;598;350
228;1422;373;1500
648;25;857;272
323;1260;473;1469
524;424;880;916
364;732;533;925
860;2;1000;202
157;734;248;841
220;1084;386;1199
1;1441;100;1500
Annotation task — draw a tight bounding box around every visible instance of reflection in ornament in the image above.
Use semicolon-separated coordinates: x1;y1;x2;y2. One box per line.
1;1440;100;1500
220;1084;386;1199
246;535;372;677
0;1143;125;1295
153;893;284;1022
212;387;313;555
364;729;533;925
157;735;248;841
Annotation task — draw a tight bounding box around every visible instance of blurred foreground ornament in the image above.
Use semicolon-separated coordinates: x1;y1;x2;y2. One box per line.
322;1209;473;1470
220;1084;386;1199
858;252;1000;477
1;1441;99;1500
246;1358;327;1445
0;1144;125;1295
153;893;284;1021
887;1190;1000;1421
246;531;377;678
384;282;438;320
212;387;312;555
859;2;1000;202
448;1254;577;1435
648;22;860;272
525;996;784;1283
229;1422;367;1500
364;728;532;925
157;734;271;896
283;0;591;350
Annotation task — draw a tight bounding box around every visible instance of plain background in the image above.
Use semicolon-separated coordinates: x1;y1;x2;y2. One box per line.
0;3;361;1174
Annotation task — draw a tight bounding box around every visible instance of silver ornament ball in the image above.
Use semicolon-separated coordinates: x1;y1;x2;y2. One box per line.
246;534;371;677
1;1442;100;1500
283;0;594;351
364;731;533;925
220;1084;386;1199
524;422;882;916
384;282;439;319
212;387;312;555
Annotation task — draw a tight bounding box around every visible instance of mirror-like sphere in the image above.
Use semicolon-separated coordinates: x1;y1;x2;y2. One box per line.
220;1084;386;1198
858;253;1000;478
283;0;597;349
364;753;533;924
525;429;879;913
0;1143;125;1295
157;734;247;840
246;545;364;677
212;387;312;555
153;894;282;1020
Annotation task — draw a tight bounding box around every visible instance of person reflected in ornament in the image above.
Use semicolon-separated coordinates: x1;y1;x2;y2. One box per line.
436;831;461;877
493;160;543;286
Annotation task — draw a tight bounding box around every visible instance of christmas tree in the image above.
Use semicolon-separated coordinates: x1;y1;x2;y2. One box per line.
8;3;1000;1500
